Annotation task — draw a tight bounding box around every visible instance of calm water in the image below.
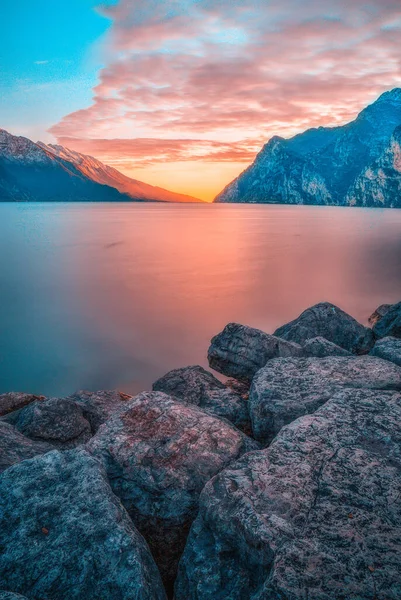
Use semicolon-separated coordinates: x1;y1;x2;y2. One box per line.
1;203;401;397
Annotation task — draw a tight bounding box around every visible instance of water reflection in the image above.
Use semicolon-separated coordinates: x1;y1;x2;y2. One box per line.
0;203;400;396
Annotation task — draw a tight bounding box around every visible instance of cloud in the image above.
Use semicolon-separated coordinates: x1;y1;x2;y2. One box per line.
50;0;401;181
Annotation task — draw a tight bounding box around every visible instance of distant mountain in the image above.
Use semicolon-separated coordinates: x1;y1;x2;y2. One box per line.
39;143;201;203
0;129;202;203
215;88;401;207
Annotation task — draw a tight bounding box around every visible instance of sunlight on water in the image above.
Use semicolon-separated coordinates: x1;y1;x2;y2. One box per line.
1;203;401;396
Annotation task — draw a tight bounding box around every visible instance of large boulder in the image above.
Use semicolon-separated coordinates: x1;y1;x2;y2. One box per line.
4;397;92;449
87;391;258;593
0;392;44;417
152;365;251;433
370;336;401;367
302;336;352;357
0;449;166;600
373;301;401;339
175;389;401;600
368;303;393;326
69;389;133;432
207;323;303;380
274;302;375;354
250;355;401;444
0;422;54;473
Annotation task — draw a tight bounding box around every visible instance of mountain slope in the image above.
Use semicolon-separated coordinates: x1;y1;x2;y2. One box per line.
215;88;401;207
39;143;202;203
0;129;133;203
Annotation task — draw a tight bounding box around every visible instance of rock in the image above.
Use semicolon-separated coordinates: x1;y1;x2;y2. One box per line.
0;392;44;417
69;389;133;432
175;388;401;600
368;303;393;326
87;391;259;593
274;302;375;354
5;397;92;449
370;336;401;367
0;422;54;473
152;366;251;433
373;301;401;339
208;323;304;381
302;336;352;357
250;355;401;444
0;448;166;600
0;594;29;600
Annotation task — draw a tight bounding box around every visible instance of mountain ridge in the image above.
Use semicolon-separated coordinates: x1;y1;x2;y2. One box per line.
215;88;401;207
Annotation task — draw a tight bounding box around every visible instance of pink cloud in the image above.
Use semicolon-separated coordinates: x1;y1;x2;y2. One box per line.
50;0;401;175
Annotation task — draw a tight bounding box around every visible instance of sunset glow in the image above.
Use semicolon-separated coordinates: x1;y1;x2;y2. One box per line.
3;0;401;200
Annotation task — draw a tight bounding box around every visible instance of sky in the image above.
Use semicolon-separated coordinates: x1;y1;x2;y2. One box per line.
1;1;401;201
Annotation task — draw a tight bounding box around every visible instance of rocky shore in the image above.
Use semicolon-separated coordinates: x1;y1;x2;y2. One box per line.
1;300;401;599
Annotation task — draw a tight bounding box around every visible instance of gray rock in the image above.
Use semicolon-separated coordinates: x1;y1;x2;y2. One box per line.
373;301;401;339
69;389;133;432
6;397;92;449
208;323;303;381
370;336;401;367
0;422;54;473
0;392;44;417
152;365;251;433
0;449;166;600
0;594;29;600
250;355;401;444
175;389;401;600
303;336;352;357
274;302;375;354
368;303;393;326
87;391;258;592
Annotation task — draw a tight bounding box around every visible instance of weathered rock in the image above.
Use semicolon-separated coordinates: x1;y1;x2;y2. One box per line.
152;365;251;433
370;336;401;367
69;389;132;432
175;389;401;600
0;422;54;473
302;336;352;357
368;303;393;326
208;323;303;380
0;392;44;417
373;301;401;339
250;355;401;444
0;449;166;600
87;391;258;592
274;302;375;354
0;594;29;600
5;397;92;449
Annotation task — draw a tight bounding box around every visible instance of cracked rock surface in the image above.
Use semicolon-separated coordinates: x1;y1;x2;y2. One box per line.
175;388;401;600
249;355;401;444
87;391;258;592
370;336;401;367
0;422;54;473
0;392;44;417
0;448;166;600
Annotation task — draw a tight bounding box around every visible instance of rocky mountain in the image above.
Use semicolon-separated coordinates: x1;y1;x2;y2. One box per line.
0;129;201;203
215;88;401;207
39;143;201;203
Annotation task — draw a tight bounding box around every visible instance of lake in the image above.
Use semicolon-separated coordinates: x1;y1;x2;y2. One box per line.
1;203;401;397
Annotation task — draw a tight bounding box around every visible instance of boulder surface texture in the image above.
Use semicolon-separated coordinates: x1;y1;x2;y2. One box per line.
250;355;401;444
175;388;401;600
88;391;258;591
0;449;166;600
0;422;54;473
274;302;375;354
370;336;401;367
373;301;401;339
152;365;250;433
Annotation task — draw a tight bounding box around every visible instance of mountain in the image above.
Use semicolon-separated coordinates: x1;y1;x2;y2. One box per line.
0;129;132;202
215;88;401;207
39;143;201;203
0;129;202;203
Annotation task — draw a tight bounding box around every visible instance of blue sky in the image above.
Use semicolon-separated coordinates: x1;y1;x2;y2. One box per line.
1;1;115;140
